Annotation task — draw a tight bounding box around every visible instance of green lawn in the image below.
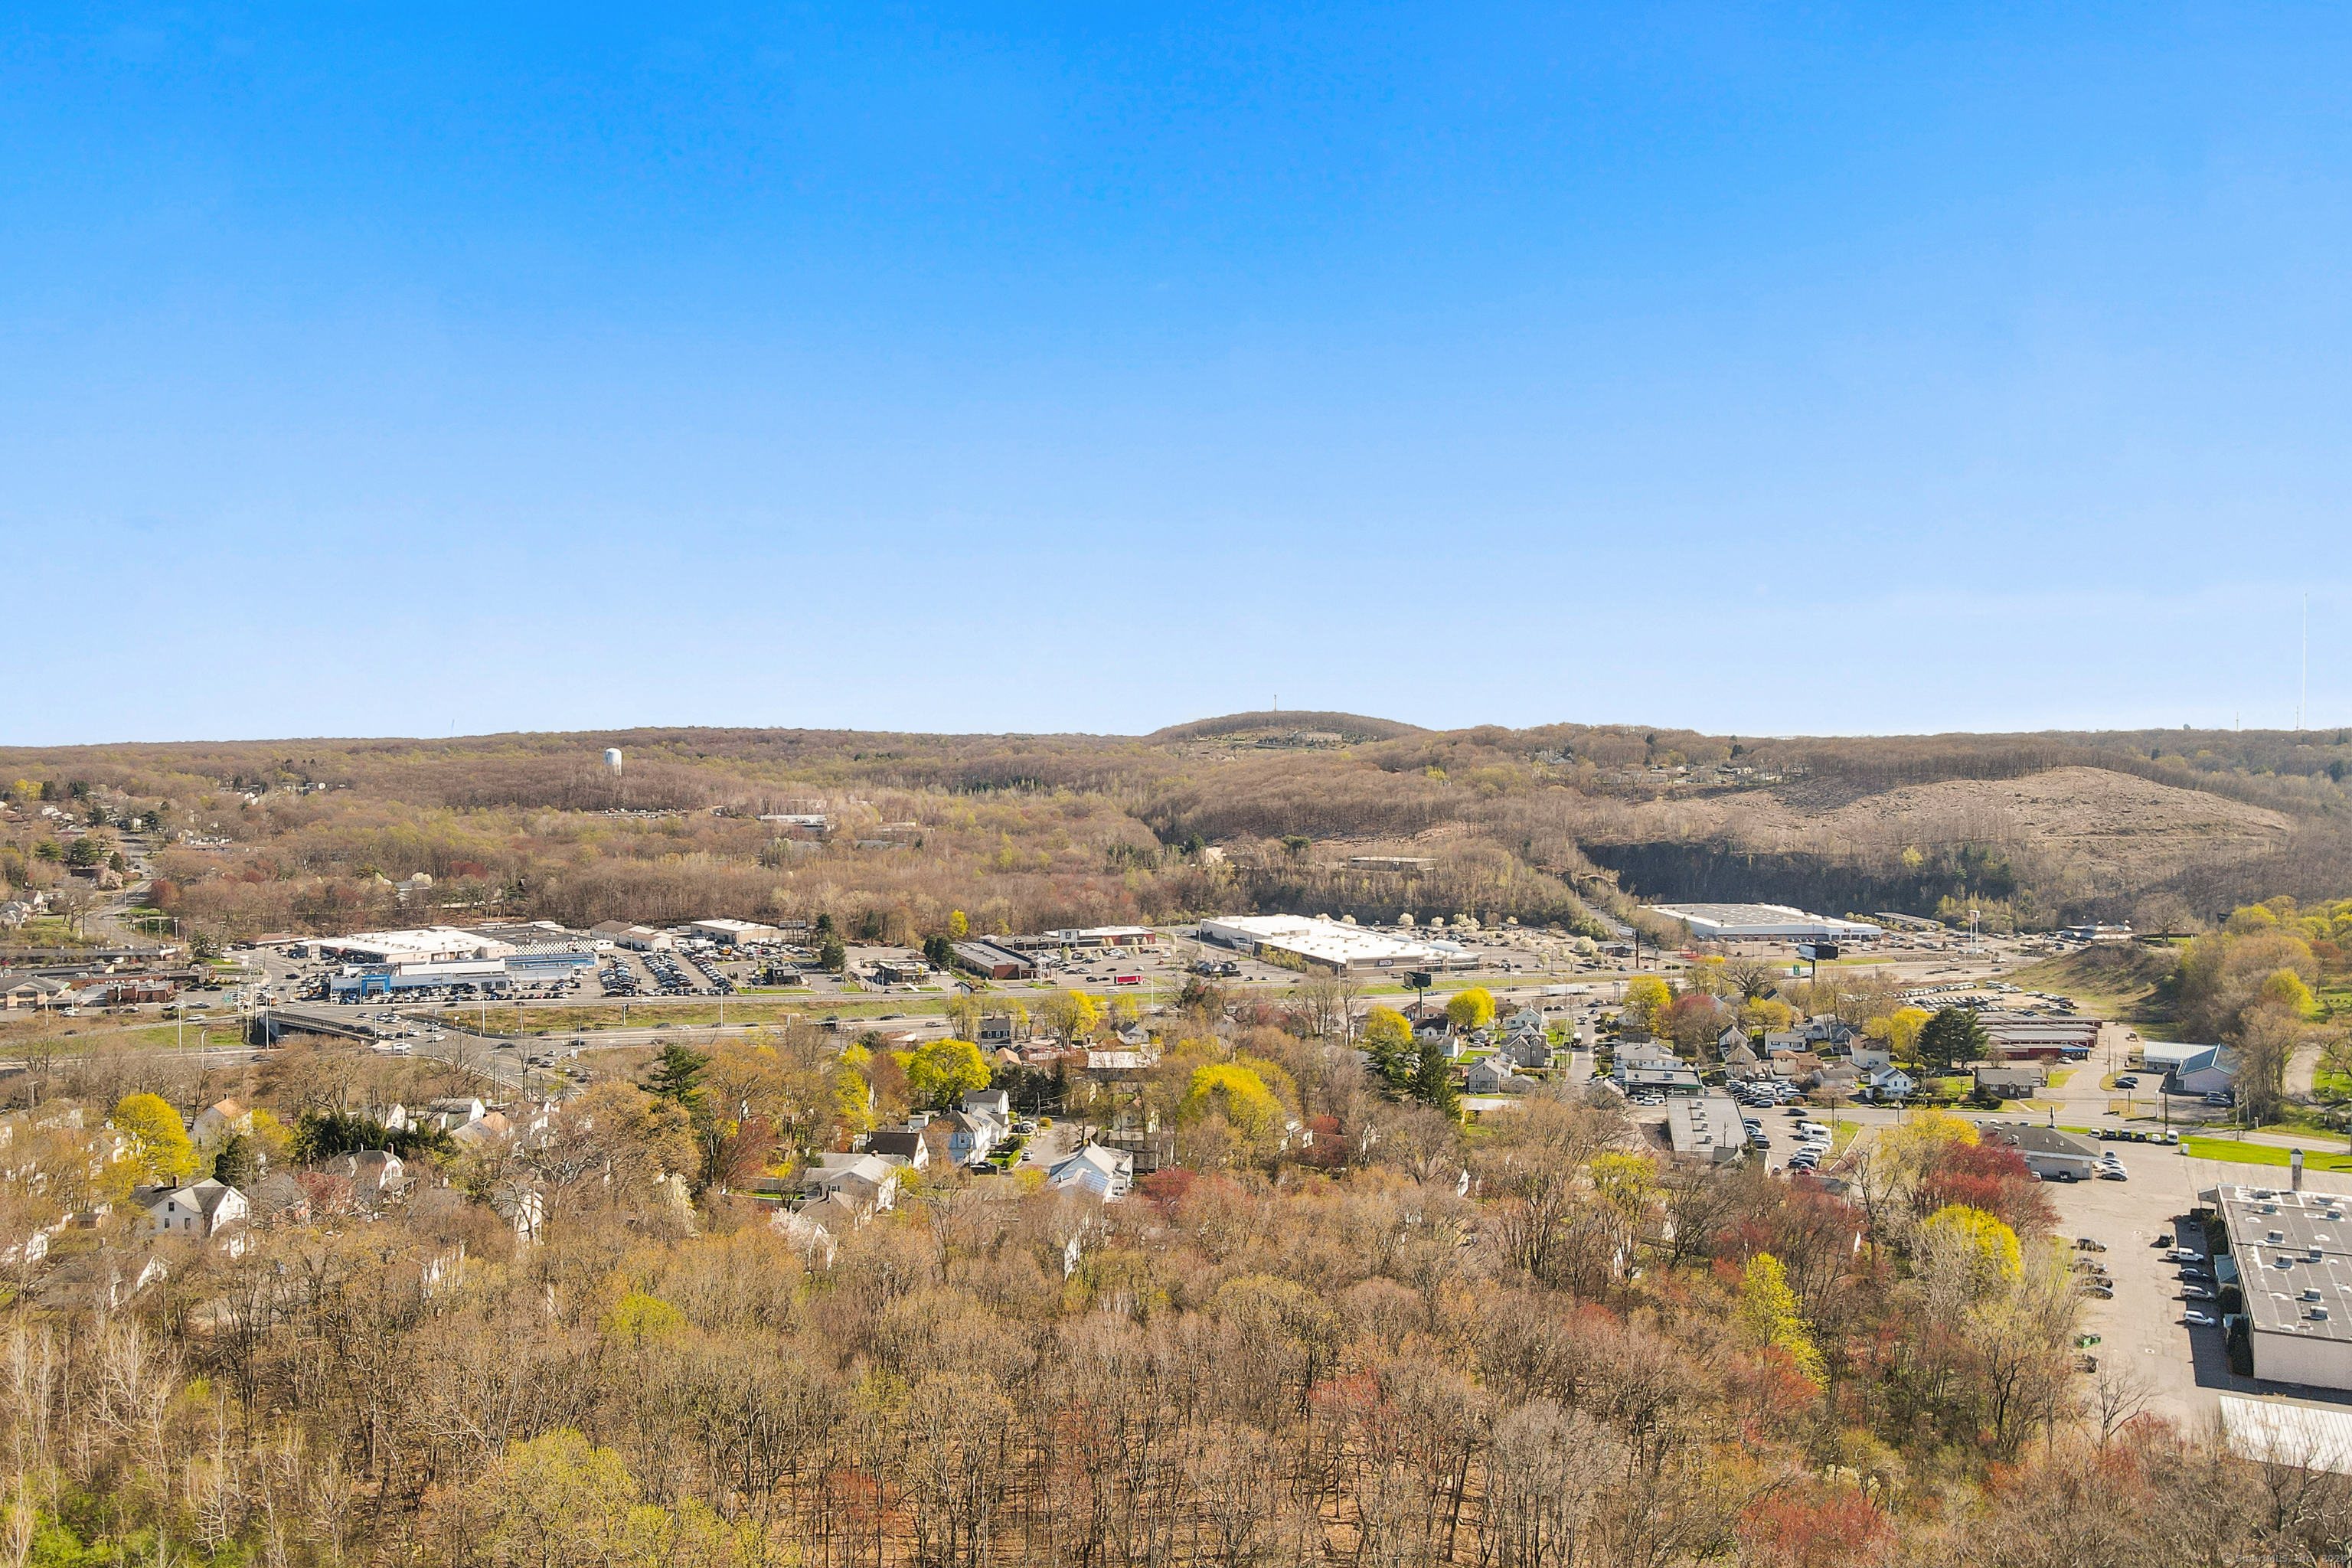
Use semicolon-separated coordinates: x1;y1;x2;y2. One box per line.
2181;1137;2352;1171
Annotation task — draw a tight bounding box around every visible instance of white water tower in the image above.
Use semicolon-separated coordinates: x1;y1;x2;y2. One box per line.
603;748;623;774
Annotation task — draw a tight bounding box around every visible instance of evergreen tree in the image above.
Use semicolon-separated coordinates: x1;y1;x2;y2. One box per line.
1917;1007;1989;1073
1411;1040;1460;1116
645;1041;710;1106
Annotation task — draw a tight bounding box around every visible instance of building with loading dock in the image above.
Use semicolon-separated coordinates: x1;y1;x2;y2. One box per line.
2204;1184;2352;1390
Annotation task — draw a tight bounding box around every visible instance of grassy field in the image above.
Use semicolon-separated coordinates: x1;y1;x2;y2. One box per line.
2182;1136;2352;1171
2007;946;2181;1035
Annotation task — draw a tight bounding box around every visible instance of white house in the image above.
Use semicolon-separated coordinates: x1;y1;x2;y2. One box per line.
191;1099;253;1148
1864;1064;1916;1100
135;1178;248;1239
802;1154;899;1213
945;1110;1000;1167
420;1097;486;1131
1046;1144;1133;1200
864;1127;930;1170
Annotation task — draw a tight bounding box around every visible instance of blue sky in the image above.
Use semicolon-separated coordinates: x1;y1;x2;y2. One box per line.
5;3;2348;743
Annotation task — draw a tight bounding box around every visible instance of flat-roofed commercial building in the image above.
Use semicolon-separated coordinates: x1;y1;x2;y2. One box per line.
1642;904;1883;942
1000;926;1165;952
1668;1094;1749;1164
313;927;519;965
1197;915;1477;975
1980;1122;2099;1181
2205;1184;2352;1390
949;942;1037;981
689;918;779;946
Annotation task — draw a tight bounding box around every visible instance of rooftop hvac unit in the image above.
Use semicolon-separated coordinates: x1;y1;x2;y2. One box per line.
2305;1289;2325;1302
2313;1306;2332;1321
2313;1247;2327;1262
2270;1230;2288;1243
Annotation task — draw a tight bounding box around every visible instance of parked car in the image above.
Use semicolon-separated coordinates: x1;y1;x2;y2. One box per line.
2184;1311;2217;1327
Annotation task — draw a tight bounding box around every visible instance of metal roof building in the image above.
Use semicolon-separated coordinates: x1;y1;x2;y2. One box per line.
2204;1184;2352;1390
1642;904;1883;942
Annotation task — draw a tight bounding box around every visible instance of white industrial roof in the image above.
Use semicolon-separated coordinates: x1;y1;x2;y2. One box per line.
2222;1396;2352;1474
318;926;519;962
1644;903;1883;940
1200;914;1453;966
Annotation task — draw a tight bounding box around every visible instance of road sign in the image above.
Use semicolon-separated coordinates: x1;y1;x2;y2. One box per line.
1406;970;1432;990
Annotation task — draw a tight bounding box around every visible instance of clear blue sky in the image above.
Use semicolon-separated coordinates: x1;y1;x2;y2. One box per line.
6;4;2348;744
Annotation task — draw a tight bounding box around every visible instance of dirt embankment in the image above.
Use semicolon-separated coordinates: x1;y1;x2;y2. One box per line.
1578;766;2293;916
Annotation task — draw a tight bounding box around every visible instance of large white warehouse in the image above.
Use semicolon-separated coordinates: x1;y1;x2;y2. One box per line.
1198;914;1477;975
1642;903;1882;942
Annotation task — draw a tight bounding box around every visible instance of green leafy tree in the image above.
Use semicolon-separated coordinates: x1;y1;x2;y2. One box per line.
1179;1063;1285;1139
643;1041;709;1106
1444;986;1496;1031
1360;1006;1417;1089
1622;975;1673;1035
113;1093;198;1182
818;939;848;972
1739;1252;1825;1386
899;1037;991;1109
922;933;956;969
1039;988;1101;1044
64;837;105;869
1917;1007;1989;1073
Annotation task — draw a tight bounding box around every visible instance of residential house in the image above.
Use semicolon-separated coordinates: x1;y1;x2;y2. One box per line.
1721;1041;1762;1080
1808;1063;1862;1096
1863;1064;1916;1101
1849;1046;1893;1072
802;1154;899;1214
1973;1064;2046;1100
1762;1031;1810;1054
420;1097;487;1131
192;1099;253;1148
770;1207;838;1268
1492;1032;1552;1070
1716;1025;1752;1057
864;1128;931;1170
945;1110;1001;1167
134;1178;249;1239
962;1089;1012;1123
449;1111;513;1148
976;1012;1032;1050
1770;1051;1826;1083
1046;1143;1134;1200
1464;1057;1534;1095
347;1149;407;1204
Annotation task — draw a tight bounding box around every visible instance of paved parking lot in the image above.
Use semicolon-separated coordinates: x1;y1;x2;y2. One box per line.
2036;1151;2352;1424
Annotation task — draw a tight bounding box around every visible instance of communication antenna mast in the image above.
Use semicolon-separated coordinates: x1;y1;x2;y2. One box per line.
2301;592;2310;734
